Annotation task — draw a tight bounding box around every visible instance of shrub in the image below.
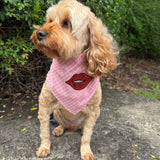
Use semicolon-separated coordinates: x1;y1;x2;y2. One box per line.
1;0;160;74
125;0;160;57
86;0;127;44
0;37;32;74
0;0;58;73
86;0;160;57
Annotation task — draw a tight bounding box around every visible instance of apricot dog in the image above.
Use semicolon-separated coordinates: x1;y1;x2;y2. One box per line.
31;0;118;159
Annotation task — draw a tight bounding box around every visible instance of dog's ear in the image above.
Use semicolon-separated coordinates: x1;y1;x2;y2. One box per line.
85;12;119;77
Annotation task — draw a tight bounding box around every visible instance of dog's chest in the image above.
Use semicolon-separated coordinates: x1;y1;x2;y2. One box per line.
59;109;85;131
65;117;84;131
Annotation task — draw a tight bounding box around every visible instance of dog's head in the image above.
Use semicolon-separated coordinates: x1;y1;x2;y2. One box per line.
31;0;119;77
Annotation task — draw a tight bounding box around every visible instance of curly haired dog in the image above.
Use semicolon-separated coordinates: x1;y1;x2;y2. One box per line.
31;0;118;159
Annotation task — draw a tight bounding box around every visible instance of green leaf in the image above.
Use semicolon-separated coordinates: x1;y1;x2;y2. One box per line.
22;128;26;132
150;154;160;160
30;107;38;111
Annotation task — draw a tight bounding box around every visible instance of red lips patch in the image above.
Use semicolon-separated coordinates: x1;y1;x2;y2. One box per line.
65;73;93;90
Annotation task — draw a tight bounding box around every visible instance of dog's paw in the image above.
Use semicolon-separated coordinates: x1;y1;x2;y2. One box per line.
36;147;50;157
82;153;94;160
52;125;64;136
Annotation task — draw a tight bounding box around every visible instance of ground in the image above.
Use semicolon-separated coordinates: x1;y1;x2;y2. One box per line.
0;57;160;120
102;57;160;99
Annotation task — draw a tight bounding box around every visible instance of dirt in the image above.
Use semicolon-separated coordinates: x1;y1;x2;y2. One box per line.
0;57;160;120
0;94;38;120
101;57;160;93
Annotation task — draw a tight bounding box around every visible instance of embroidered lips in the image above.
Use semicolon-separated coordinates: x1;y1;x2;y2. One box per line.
65;73;93;90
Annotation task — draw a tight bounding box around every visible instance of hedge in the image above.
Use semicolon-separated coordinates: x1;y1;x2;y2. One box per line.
86;0;160;57
0;0;160;73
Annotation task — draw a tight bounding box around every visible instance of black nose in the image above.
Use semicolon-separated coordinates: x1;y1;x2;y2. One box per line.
36;30;48;41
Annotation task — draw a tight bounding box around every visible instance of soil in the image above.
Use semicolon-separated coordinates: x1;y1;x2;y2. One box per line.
0;94;38;120
101;57;160;93
0;57;160;120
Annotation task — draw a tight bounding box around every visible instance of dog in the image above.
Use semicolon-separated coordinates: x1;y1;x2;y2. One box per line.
31;0;118;159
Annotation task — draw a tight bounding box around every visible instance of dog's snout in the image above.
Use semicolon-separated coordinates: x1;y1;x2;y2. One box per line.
36;30;48;41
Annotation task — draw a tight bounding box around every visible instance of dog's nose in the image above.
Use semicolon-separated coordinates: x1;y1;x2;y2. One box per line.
36;30;48;41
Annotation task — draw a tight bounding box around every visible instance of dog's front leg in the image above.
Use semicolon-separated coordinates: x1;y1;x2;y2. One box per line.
36;82;53;157
36;102;52;157
81;110;100;160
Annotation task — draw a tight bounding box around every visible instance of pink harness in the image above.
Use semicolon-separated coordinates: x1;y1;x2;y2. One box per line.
48;54;99;115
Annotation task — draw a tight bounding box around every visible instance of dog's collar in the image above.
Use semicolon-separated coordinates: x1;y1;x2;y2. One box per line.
48;53;99;115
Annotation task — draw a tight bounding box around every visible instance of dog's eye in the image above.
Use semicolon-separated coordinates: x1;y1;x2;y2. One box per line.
62;20;70;29
49;19;53;23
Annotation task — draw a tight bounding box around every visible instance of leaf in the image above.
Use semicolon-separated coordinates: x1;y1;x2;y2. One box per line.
28;116;32;119
21;101;27;105
150;154;160;160
0;111;5;113
151;155;156;159
33;3;41;13
131;143;137;149
22;128;26;132
30;107;38;111
21;53;29;59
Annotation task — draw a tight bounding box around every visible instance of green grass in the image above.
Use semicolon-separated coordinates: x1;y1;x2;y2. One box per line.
132;75;160;100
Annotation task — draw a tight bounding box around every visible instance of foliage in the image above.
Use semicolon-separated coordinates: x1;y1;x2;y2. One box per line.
0;37;32;74
132;75;160;100
0;0;160;75
86;0;127;45
86;0;160;57
126;0;160;57
0;0;58;73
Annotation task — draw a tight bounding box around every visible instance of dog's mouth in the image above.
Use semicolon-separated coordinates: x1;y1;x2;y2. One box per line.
65;73;93;90
37;43;50;52
40;44;49;50
36;42;59;58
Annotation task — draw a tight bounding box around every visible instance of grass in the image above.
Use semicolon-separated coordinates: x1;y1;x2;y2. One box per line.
132;75;160;100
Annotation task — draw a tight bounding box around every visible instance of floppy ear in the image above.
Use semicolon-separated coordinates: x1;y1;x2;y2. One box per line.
85;12;119;77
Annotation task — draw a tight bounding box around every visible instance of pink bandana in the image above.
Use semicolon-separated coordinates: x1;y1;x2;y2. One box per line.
48;54;99;115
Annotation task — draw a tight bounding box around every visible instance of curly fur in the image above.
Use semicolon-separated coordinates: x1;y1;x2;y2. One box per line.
31;0;119;159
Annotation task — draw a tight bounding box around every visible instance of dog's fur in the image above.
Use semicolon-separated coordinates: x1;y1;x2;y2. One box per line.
31;0;118;159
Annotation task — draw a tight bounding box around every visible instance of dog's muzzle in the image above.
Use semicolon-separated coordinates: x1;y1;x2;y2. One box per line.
36;30;48;41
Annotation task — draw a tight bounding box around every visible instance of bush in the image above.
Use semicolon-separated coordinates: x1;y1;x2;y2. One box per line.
0;0;58;73
125;0;160;57
1;0;159;74
86;0;160;57
86;0;127;44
